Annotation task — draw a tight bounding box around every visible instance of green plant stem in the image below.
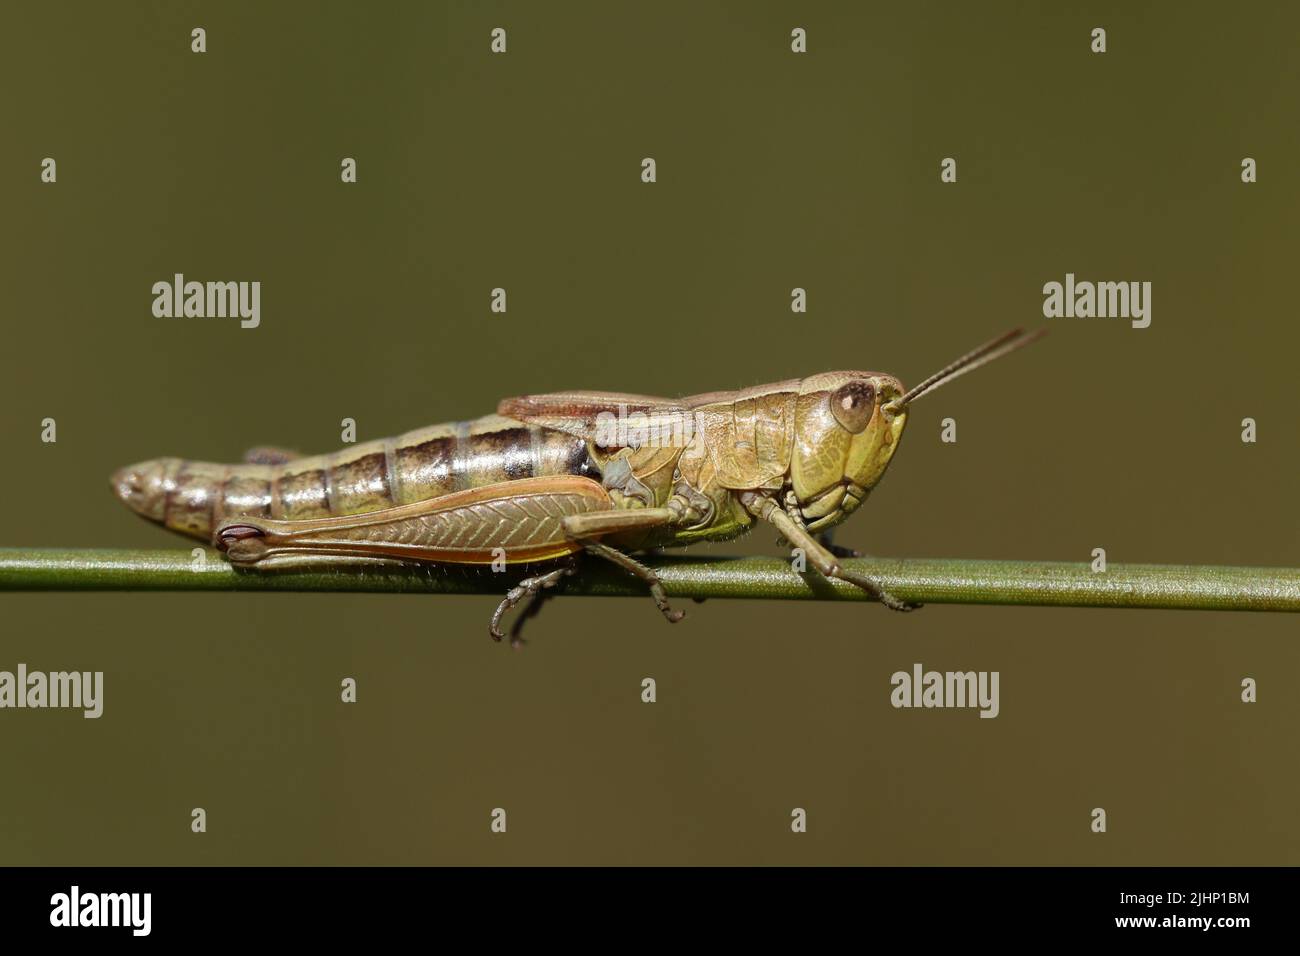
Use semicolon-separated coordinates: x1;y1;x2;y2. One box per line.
0;548;1297;612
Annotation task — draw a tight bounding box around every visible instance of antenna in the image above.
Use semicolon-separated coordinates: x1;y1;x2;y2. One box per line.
886;327;1046;411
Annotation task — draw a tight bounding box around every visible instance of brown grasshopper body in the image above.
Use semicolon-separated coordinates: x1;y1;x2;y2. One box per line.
112;329;1041;641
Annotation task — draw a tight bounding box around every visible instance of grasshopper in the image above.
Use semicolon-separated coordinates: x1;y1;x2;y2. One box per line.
111;328;1042;643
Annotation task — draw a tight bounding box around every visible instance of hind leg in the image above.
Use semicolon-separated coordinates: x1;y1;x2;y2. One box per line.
489;565;575;645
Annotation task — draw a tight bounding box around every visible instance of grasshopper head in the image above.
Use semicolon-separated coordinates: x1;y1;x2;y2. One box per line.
787;372;908;531
784;328;1045;531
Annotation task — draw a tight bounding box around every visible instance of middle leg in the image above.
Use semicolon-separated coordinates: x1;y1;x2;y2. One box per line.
562;505;686;626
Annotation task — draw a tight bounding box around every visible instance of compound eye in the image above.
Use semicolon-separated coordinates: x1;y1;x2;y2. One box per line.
829;381;876;433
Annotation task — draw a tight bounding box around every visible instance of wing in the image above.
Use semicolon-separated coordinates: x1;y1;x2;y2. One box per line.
216;475;613;567
498;390;687;442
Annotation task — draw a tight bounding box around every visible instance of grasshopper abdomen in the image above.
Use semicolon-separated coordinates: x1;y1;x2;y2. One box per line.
112;414;595;540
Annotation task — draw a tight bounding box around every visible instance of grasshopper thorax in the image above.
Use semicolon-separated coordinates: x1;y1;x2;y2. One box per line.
786;371;908;532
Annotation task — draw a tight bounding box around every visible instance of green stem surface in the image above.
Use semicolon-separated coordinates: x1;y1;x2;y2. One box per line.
1;548;1297;612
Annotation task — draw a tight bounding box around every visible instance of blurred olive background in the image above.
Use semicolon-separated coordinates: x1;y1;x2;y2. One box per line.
0;1;1296;865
